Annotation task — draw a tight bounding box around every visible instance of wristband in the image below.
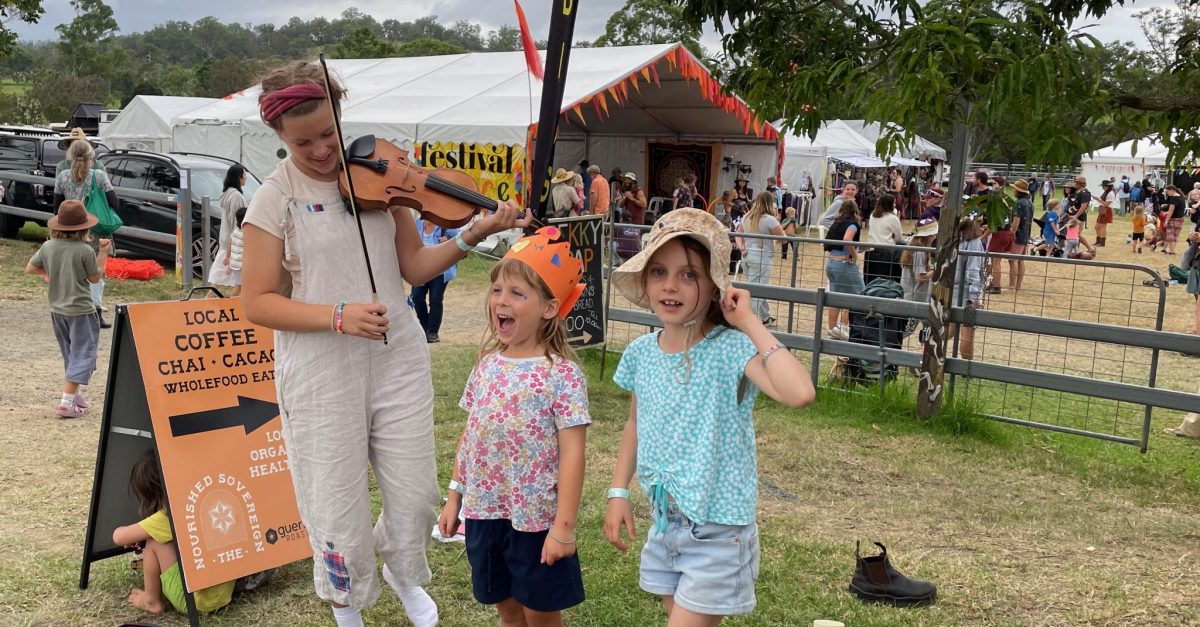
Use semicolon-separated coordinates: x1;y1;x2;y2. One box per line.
547;529;576;545
761;342;785;365
454;232;474;252
607;487;630;500
447;479;462;493
333;301;347;334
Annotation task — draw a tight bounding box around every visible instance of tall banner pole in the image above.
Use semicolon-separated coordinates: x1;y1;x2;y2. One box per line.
526;0;580;222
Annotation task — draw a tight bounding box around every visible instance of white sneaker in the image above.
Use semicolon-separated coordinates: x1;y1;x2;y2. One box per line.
825;326;848;341
838;322;851;339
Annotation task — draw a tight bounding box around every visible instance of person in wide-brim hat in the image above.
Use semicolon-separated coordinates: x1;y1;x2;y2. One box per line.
47;199;98;231
611;208;731;310
1009;179;1031;195
1073;175;1087;188
551;167;573;185
57;127;89;151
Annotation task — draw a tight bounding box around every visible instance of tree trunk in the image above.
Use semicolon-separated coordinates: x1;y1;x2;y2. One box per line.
917;108;970;418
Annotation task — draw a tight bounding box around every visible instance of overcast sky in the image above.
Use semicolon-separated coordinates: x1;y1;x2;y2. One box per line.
8;0;1179;48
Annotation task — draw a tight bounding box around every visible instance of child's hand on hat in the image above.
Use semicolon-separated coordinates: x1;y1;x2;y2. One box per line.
721;286;756;330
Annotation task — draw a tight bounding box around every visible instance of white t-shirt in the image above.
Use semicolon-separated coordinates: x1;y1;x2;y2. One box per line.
866;212;903;245
243;158;343;275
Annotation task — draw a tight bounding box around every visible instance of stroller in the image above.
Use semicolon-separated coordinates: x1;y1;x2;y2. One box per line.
842;278;906;384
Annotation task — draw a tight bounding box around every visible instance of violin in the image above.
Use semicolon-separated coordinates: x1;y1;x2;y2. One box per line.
340;135;499;228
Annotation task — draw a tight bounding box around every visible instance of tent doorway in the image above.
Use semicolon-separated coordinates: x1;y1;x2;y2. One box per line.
648;142;715;207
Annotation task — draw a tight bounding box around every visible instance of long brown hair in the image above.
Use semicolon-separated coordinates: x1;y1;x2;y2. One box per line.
128;449;166;519
872;193;895;219
638;236;730;384
745;191;777;234
258;61;347;132
477;259;575;366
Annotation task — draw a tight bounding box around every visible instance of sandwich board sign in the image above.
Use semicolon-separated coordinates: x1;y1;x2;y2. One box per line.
82;296;309;624
552;214;605;347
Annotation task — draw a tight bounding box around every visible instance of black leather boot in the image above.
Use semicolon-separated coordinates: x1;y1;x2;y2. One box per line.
849;541;937;606
96;306;112;329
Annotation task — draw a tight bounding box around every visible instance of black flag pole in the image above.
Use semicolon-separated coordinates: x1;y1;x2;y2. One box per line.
526;0;581;223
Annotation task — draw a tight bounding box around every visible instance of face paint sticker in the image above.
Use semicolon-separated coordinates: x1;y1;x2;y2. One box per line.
550;253;562;267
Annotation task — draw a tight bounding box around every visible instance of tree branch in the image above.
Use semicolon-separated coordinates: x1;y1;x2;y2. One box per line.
1111;89;1200;113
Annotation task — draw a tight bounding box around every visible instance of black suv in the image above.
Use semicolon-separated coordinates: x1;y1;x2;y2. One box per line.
97;150;261;275
0;131;110;237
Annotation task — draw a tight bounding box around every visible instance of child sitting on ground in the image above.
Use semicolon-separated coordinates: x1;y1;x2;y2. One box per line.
112;449;235;614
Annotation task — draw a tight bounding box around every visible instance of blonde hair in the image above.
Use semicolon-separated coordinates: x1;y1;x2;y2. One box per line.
478;259;575;366
258;61;346;132
745;191;777;234
50;229;89;241
1048;199;1061;210
1133;205;1145;216
67;140;94;184
1067;218;1080;228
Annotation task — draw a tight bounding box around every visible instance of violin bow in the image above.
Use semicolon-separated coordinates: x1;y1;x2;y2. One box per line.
526;0;581;224
318;53;387;345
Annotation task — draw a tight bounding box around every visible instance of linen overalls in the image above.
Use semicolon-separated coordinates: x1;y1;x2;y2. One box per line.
274;188;438;610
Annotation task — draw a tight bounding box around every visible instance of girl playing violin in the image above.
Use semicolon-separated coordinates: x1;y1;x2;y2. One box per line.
241;61;530;627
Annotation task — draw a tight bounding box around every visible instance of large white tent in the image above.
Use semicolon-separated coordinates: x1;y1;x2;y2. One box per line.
779;119;944;222
172;43;781;204
840;119;947;162
1080;135;1170;196
101;95;216;152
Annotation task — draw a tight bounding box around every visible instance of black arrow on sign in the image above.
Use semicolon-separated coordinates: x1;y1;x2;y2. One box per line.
169;396;279;438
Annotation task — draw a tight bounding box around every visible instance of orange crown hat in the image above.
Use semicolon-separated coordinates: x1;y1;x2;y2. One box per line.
502;226;586;319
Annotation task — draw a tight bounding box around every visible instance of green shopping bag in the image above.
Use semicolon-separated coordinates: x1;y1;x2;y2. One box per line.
85;170;122;236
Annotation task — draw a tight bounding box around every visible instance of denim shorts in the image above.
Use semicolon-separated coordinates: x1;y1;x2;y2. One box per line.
826;257;866;295
639;508;760;616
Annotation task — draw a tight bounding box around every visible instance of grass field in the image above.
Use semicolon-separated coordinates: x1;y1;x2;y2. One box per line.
0;80;31;96
3;215;1200;625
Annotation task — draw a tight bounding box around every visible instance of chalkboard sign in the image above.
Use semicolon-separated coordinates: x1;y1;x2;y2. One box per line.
552;215;605;347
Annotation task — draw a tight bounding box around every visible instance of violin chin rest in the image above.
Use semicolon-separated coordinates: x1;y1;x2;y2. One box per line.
348;135;377;159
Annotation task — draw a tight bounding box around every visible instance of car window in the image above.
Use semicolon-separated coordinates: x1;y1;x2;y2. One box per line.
101;158;125;186
188;167;224;201
146;162;179;193
0;136;37;169
110;158;152;191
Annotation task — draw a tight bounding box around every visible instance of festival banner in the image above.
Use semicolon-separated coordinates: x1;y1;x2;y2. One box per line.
413;141;526;203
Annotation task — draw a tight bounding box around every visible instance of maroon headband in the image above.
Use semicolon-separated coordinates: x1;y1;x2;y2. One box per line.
260;83;328;124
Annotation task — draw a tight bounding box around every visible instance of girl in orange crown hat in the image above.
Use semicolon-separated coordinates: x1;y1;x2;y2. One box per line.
439;226;589;625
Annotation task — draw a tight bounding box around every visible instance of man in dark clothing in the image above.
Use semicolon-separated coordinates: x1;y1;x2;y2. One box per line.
1069;175;1091;228
1009;179;1035;291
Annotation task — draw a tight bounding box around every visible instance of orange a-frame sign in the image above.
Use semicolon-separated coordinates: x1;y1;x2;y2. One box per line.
126;298;309;591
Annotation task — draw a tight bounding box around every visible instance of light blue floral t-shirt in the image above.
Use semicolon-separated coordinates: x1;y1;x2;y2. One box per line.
613;328;760;525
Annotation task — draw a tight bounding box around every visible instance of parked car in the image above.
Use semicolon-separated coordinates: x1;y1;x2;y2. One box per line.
96;150;261;276
0;132;110;237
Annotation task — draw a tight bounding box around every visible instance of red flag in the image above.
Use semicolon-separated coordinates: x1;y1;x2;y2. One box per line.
514;0;544;80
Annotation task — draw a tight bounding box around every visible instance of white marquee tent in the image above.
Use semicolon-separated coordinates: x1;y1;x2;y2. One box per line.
1080;135;1170;196
101;95;216;152
779;119;944;222
172;43;781;202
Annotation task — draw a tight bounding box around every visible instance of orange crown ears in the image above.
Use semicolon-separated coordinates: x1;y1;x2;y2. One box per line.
503;226;586;319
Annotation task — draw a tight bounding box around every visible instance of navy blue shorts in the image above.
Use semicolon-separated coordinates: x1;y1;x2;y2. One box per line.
465;518;585;612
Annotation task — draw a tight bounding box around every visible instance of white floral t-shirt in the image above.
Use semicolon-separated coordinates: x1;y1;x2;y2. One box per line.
457;352;591;531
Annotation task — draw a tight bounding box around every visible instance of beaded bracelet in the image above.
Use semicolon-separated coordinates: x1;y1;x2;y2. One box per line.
761;342;785;365
333;301;347;334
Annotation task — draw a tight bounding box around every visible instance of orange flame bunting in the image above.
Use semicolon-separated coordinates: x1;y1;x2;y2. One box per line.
503;226;586;319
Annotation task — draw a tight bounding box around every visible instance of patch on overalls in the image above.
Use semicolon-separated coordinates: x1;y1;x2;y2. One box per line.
322;543;351;592
305;203;325;213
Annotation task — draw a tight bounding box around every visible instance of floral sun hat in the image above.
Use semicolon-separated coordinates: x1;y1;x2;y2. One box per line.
611;208;732;309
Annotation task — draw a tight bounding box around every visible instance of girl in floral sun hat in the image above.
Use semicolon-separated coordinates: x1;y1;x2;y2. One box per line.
604;208;814;623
